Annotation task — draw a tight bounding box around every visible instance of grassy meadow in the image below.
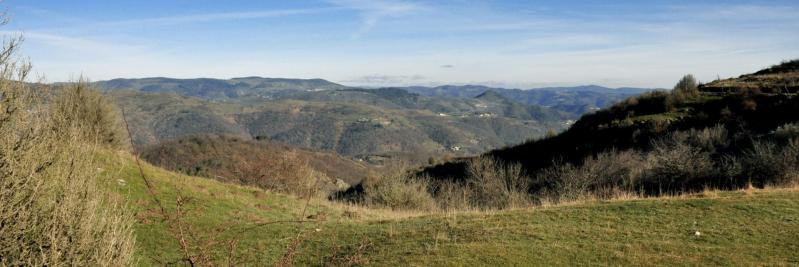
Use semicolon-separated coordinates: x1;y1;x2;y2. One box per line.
99;149;799;266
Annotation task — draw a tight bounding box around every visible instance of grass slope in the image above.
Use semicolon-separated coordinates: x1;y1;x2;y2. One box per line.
101;149;799;266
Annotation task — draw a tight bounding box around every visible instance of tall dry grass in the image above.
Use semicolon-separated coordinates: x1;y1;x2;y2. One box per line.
0;35;136;265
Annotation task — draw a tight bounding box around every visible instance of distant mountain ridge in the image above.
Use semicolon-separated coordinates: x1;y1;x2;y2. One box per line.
95;77;656;118
94;77;349;100
97;77;660;163
400;84;656;117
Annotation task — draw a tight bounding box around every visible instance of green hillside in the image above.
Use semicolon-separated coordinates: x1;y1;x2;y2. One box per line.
419;63;799;206
102;148;799;266
111;88;566;162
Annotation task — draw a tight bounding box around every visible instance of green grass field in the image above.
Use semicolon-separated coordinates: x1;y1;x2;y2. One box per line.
99;149;799;266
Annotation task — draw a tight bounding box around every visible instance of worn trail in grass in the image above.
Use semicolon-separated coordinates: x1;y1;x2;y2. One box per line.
99;150;799;266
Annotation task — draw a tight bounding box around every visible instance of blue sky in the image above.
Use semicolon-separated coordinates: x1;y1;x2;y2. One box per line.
4;0;798;88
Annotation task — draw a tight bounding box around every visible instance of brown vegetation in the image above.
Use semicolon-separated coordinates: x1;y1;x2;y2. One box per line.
141;135;375;195
700;59;799;93
0;35;136;265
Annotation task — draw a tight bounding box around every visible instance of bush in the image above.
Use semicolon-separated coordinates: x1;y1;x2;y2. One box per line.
784;138;799;183
430;181;473;211
361;170;437;211
740;141;794;187
0;37;135;265
463;157;531;209
50;81;127;149
534;150;645;202
673;74;699;101
674;125;729;153
236;150;327;197
642;136;716;194
536;162;591;202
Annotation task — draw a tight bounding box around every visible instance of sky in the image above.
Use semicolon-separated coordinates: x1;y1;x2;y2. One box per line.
3;0;798;88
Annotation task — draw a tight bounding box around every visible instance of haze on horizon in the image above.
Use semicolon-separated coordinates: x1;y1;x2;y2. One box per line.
4;0;798;89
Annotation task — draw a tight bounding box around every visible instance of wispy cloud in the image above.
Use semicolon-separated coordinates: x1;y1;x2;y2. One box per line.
2;31;145;55
325;0;426;38
0;30;173;81
342;74;427;85
692;4;799;21
104;8;333;27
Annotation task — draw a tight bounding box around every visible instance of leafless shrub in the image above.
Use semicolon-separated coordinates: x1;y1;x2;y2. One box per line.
536;162;591;202
535;150;646;203
673;125;729;153
50;80;128;150
784;138;799;183
430;181;473;211
361;169;437;211
643;137;715;194
718;155;744;187
740;141;795;187
0;34;136;265
237;150;326;197
463;156;531;209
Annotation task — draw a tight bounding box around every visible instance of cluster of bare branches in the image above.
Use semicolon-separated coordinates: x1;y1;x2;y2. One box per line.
0;34;136;265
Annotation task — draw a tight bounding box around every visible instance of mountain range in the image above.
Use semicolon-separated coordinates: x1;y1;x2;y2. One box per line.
98;77;655;166
95;77;654;118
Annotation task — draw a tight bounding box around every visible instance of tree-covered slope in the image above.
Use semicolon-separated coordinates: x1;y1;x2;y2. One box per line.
111;88;566;162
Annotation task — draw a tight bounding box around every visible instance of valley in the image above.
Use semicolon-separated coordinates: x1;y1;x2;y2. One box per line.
3;2;798;265
104;78;644;165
